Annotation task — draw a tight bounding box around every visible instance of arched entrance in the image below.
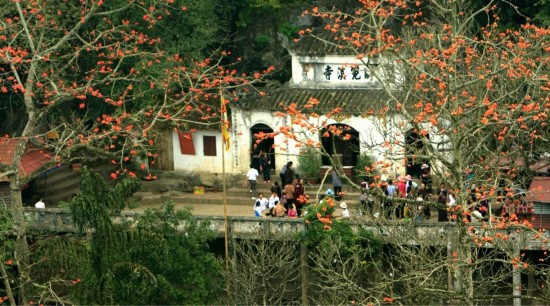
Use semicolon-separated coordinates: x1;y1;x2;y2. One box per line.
405;129;429;178
250;123;275;172
320;124;360;167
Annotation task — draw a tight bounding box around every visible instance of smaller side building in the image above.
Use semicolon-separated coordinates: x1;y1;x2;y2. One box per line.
527;176;550;229
0;139;53;206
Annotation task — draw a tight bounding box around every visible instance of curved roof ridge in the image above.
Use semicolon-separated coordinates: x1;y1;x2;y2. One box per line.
234;87;394;114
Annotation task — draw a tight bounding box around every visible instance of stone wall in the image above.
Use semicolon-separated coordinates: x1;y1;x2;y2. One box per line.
141;170;243;193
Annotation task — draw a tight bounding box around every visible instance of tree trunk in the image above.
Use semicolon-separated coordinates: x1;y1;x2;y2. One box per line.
11;189;30;305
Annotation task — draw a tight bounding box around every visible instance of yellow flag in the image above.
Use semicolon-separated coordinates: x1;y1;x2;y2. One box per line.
221;95;230;151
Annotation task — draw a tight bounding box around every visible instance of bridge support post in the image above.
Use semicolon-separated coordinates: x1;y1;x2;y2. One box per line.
447;241;453;292
301;243;309;306
527;251;535;298
513;249;522;306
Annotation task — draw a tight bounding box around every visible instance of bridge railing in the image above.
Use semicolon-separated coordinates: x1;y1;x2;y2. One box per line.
20;208;550;250
22;208;309;237
24;207;76;232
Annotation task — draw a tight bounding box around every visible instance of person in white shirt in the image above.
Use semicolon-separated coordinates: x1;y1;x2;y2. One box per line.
340;202;350;219
447;193;456;207
246;164;260;199
267;191;280;217
447;193;457;222
34;198;46;221
256;192;268;210
253;193;269;217
34;198;45;209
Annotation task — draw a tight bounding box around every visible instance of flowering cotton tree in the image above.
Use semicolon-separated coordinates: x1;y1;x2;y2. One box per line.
296;0;550;192
267;0;550;304
0;0;264;304
285;0;550;213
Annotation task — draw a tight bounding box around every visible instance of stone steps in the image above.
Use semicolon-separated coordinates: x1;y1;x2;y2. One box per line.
135;182;442;209
136;185;364;207
36;168;366;209
36;168;380;210
136;191;254;206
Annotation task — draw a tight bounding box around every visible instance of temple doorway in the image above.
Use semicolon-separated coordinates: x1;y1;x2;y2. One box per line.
250;123;275;171
320;124;360;167
405;129;429;178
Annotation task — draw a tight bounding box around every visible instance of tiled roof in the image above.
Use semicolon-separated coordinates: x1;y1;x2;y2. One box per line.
0;138;53;182
234;88;394;114
288;29;372;56
492;157;549;173
527;177;550;203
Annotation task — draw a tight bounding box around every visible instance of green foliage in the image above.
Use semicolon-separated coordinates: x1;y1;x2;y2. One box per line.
354;153;375;182
30;235;92;290
278;22;300;39
297;146;322;178
249;0;284;8
0;207;12;235
0;208;15;294
254;35;272;49
66;167;140;232
535;0;550;26
231;0;309;28
78;203;223;305
300;196;339;245
126;203;223;304
60;167;221;304
467;0;543;28
299;196;383;260
94;0;224;57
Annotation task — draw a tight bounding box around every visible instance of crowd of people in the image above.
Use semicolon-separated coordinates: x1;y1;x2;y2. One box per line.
249;159;530;223
364;164;532;223
373;165;487;222
251;161;309;218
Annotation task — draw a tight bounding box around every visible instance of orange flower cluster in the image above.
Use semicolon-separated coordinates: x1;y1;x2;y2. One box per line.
383;296;395;303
